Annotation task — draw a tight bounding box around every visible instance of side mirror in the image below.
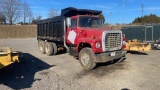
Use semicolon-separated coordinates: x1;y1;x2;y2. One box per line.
100;19;104;27
66;17;71;27
101;19;104;24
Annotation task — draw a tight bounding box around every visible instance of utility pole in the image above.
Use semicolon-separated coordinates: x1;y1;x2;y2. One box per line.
141;4;144;24
122;0;125;25
159;9;160;24
141;4;144;17
110;12;112;26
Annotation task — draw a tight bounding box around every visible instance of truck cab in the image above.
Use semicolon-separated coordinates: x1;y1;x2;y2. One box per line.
37;7;127;70
66;15;104;52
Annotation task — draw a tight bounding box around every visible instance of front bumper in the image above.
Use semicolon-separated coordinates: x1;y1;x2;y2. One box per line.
93;50;127;63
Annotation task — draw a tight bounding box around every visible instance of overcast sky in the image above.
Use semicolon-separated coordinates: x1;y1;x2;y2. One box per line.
23;0;160;24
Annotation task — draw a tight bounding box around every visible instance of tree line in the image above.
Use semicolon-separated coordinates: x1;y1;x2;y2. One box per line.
1;1;159;25
132;14;160;24
0;0;32;25
0;0;65;25
0;0;105;25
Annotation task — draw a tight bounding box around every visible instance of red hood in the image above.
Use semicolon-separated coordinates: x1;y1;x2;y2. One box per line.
79;27;112;38
80;27;111;31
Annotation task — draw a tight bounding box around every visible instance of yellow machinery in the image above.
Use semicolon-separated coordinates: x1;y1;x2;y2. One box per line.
124;39;151;51
0;47;20;69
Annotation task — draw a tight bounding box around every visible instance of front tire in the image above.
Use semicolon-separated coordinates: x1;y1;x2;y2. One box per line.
79;48;96;70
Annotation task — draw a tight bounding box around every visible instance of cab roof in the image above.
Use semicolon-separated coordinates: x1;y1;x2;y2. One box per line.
61;7;102;17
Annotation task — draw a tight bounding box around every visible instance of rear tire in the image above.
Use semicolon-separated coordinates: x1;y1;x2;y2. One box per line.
51;42;57;55
39;41;45;54
79;48;96;70
45;42;53;56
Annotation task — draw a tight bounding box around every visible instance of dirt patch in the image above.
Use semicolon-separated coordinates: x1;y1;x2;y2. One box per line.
39;71;49;75
151;64;160;69
76;61;130;79
1;38;160;90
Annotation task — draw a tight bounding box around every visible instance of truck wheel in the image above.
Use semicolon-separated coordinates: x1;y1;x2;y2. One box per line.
39;41;45;54
45;42;53;56
79;48;96;70
51;42;57;55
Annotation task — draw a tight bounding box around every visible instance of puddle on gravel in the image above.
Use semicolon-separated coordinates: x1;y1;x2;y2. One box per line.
76;61;130;79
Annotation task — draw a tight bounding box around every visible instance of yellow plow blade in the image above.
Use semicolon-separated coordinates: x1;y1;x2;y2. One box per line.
124;39;151;52
0;47;20;69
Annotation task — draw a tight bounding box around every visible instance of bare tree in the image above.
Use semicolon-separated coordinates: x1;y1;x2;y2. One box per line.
48;8;60;18
22;1;32;24
0;0;22;25
28;11;33;24
31;15;42;24
0;12;6;24
36;15;42;21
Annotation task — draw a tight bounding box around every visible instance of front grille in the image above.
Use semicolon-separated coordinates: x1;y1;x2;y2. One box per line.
105;33;122;48
102;30;122;51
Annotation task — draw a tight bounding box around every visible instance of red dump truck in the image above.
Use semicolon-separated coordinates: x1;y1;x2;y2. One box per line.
37;7;127;70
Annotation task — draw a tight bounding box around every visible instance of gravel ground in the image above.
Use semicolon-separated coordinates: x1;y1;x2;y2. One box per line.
0;38;160;90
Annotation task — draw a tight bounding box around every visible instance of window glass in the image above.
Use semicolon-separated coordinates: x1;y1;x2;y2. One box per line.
71;18;77;28
79;16;103;28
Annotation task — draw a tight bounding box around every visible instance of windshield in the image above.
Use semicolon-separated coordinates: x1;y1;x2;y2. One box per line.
78;16;103;28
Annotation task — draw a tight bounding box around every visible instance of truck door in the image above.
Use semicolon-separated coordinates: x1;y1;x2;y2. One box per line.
66;18;77;44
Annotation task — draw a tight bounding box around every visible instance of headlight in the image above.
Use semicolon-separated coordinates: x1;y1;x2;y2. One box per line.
96;42;101;48
123;41;126;45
